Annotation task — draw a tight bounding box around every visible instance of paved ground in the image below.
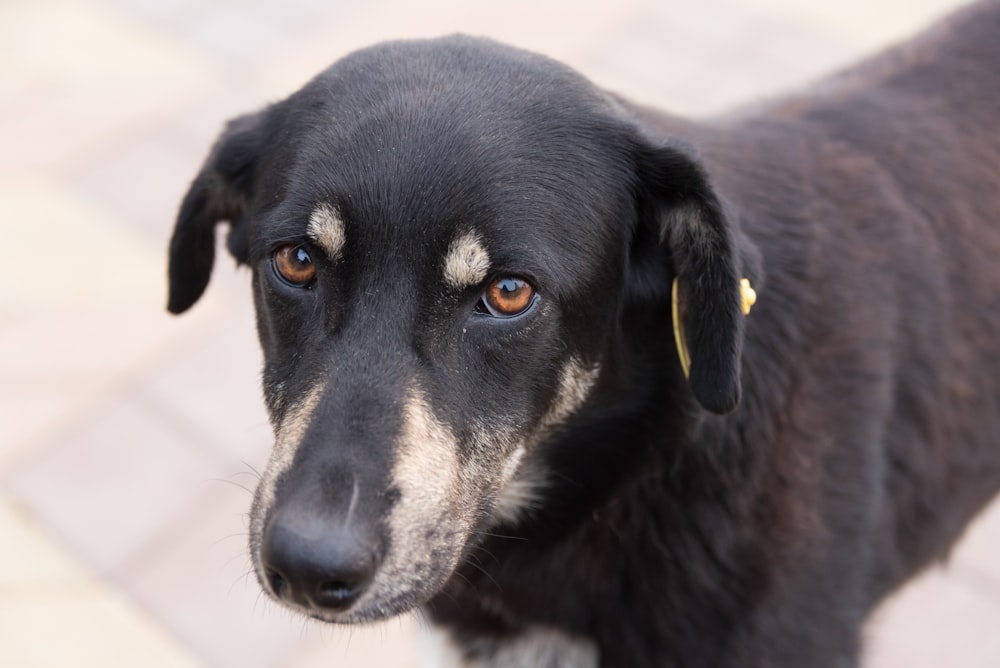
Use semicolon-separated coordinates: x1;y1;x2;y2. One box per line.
2;0;999;666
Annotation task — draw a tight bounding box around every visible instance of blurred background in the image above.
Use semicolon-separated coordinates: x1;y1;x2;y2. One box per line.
2;0;999;666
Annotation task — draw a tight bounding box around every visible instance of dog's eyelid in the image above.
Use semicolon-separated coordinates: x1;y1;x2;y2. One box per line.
479;265;542;288
259;232;307;253
261;235;337;264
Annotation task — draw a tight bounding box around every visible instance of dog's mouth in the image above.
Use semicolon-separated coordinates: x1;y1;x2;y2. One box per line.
257;559;460;625
247;480;493;624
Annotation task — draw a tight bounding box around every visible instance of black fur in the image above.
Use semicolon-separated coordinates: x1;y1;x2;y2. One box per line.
168;3;1000;666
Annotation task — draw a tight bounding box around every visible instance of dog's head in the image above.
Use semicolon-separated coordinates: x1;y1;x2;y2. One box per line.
168;36;750;623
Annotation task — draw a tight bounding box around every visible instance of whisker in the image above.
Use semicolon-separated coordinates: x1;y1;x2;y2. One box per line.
468;543;501;567
252;588;268;617
210;531;250;549
462;557;502;592
241;460;264;480
208;477;256;496
222;547;253;571
475;530;528;541
229;565;258;597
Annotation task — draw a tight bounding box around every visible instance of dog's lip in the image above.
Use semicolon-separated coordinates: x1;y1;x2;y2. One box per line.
257;563;440;624
300;601;400;625
308;610;342;623
267;594;355;625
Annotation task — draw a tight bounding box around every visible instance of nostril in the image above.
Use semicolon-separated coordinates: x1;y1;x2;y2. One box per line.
265;567;287;596
315;579;363;609
309;552;376;611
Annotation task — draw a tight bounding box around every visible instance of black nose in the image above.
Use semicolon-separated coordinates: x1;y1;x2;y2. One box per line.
260;511;379;614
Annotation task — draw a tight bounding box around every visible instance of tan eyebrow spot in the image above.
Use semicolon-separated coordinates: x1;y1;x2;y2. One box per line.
443;231;491;289
306;203;346;258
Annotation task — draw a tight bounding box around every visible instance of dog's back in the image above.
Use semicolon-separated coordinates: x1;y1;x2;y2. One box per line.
689;0;1000;595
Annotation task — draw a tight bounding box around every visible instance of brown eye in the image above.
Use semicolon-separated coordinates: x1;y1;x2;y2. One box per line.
272;245;316;287
479;277;536;317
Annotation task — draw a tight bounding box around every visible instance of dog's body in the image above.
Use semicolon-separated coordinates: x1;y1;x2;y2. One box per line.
168;2;1000;666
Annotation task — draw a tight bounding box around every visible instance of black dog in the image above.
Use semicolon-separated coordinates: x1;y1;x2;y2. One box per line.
168;2;1000;665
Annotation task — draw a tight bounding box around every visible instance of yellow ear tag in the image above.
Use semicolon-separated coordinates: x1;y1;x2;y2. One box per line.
740;278;757;316
671;277;756;380
671;277;692;379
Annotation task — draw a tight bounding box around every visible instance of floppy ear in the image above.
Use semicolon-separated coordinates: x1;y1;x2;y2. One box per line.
167;111;269;314
633;137;750;414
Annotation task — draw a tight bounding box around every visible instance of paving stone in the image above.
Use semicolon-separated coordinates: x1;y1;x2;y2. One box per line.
950;497;1000;591
0;499;202;668
0;0;218;172
138;289;274;466
5;395;223;574
864;566;1000;668
65;124;208;245
286;615;421;668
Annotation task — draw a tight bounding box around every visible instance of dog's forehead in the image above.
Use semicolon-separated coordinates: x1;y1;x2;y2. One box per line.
307;35;602;114
260;36;638;291
285;36;631;188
